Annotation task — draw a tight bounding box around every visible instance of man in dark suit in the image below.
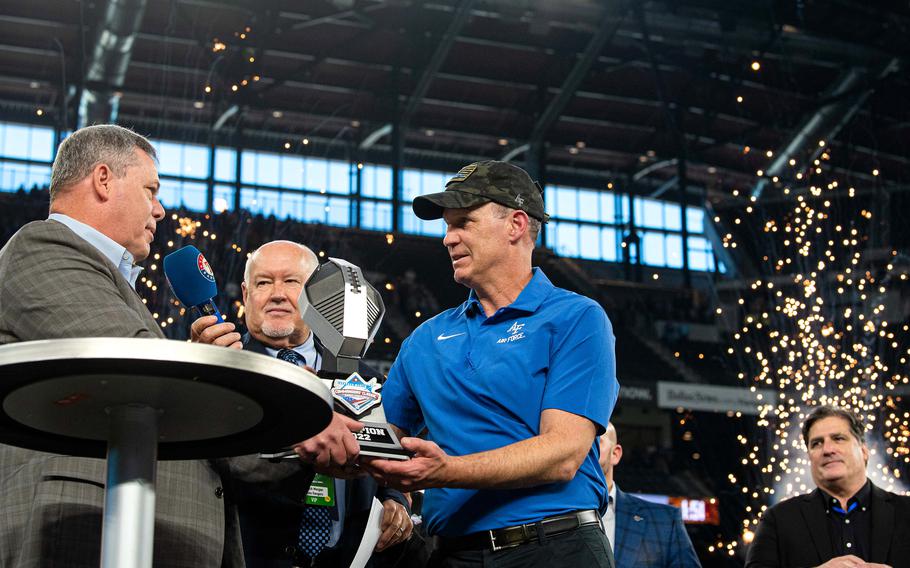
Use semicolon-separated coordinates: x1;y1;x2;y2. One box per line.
599;423;700;568
0;124;252;567
192;240;418;567
746;405;910;568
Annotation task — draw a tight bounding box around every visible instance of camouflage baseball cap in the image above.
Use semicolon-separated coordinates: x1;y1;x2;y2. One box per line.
412;160;549;223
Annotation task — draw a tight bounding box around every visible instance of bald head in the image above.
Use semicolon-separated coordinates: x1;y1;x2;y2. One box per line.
598;422;623;490
243;241;318;286
241;241;320;348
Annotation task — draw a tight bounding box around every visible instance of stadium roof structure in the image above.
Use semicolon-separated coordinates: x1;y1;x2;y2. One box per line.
0;0;907;205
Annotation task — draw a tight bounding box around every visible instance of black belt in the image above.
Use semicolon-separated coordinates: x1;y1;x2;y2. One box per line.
438;510;602;552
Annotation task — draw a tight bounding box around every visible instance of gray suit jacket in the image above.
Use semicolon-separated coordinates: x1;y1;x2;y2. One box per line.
0;219;295;568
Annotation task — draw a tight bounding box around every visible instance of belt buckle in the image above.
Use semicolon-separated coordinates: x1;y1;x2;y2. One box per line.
489;526;529;552
489;530;504;552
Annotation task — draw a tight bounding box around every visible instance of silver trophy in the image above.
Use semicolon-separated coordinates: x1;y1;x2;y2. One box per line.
298;257;409;460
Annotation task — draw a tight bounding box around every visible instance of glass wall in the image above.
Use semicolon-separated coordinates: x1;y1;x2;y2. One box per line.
545;184;628;261
400;168;446;237
0;122;54;191
0;119;720;273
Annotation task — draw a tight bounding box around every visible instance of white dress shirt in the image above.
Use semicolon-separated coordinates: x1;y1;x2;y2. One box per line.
603;483;617;552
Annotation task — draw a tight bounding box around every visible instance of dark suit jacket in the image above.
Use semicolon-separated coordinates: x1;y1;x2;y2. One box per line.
745;482;910;568
0;219;247;567
238;334;411;568
613;487;701;568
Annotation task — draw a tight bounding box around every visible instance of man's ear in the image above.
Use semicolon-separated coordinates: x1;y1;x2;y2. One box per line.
508;210;530;244
91;163;114;202
611;443;623;467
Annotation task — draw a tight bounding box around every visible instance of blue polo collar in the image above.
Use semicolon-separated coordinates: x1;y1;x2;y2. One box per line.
457;268;553;318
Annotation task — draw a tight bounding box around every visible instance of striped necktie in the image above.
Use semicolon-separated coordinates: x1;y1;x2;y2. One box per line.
277;348;307;367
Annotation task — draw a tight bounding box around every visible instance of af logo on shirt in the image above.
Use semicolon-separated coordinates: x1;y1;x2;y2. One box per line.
497;321;526;344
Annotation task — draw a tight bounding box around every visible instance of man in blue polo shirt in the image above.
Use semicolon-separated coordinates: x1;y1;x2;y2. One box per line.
364;160;618;567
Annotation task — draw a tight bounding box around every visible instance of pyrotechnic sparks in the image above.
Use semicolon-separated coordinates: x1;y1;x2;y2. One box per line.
713;151;910;557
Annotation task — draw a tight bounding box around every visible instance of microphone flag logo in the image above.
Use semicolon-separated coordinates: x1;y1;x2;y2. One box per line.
197;253;216;282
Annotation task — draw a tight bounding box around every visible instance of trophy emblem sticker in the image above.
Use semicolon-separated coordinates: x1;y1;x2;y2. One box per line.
331;372;382;416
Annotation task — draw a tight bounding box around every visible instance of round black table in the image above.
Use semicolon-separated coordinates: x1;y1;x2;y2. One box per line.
0;337;333;568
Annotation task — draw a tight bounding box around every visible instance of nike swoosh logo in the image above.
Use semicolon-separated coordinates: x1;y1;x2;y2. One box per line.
437;332;466;341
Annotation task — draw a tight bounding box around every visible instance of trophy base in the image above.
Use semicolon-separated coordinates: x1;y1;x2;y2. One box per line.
354;421;410;460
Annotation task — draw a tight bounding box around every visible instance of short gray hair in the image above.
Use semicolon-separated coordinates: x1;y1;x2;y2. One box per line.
50;124;156;202
243;241;320;285
491;202;542;243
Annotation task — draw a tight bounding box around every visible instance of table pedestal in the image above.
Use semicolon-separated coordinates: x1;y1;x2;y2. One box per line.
102;404;159;568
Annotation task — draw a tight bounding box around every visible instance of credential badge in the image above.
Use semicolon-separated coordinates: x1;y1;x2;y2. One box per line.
332;372;382;416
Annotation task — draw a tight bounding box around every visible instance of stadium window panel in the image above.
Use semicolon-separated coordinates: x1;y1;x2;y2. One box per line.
214;147;236;182
155;142;183;177
158;180;207;212
249;188;282;217
687;207;705;234
153;141;209;180
279;191;305;220
362;165;392;199
689;248;709;272
327;160;351;194
422;171;447;195
399;206;444;237
663;202;682;231
638;198;664;229
213;185;234;213
182;143;209;179
641;231;666;266
327;197;350;226
304;158;328;192
240;152;257;185
26;164;51;189
240;187;268;216
255;152;281;187
361;200;393;231
0;161;51;192
1;124;34;160
619;194;631;225
665;234;684;268
599;192;616;224
400;209;418;234
303;194;328;223
554;186;578;219
401;169;423;202
578;224;600;259
279;155;305;189
600;227;618;262
28;126;54;162
240;150;280;187
688;236;712;271
577;189;599;223
554;221;580;257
